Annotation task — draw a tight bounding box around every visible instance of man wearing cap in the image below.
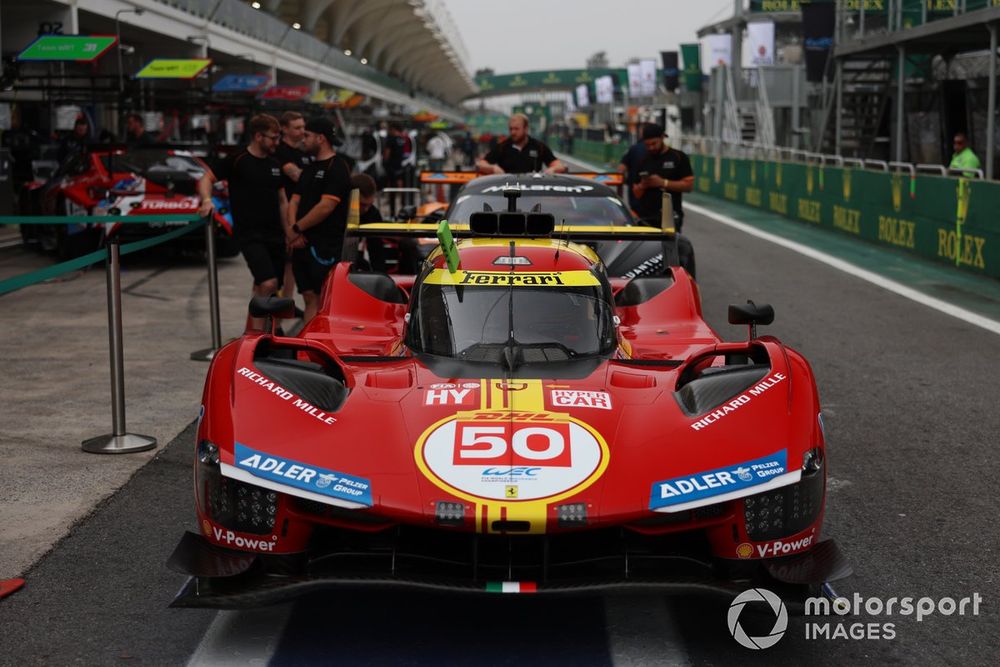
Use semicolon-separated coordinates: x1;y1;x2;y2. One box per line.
618;123;650;211
632;124;694;230
286;116;353;323
197;114;287;328
477;113;566;175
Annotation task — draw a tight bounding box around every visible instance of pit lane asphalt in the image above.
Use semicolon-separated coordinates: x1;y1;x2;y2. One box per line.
1;203;998;665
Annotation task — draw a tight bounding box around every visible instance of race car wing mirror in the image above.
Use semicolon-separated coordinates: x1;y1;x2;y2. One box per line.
248;295;295;335
728;300;775;340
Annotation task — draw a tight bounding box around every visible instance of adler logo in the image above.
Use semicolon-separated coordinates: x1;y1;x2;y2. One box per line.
649;450;789;510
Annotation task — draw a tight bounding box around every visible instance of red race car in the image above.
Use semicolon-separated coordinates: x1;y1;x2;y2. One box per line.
169;201;850;607
20;147;234;258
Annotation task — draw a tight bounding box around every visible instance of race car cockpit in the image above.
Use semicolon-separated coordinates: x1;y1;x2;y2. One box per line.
407;268;617;365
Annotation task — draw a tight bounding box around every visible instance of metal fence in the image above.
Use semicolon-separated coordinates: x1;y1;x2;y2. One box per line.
680;135;985;179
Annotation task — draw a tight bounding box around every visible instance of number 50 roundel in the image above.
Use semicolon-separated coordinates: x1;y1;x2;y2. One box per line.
416;413;609;502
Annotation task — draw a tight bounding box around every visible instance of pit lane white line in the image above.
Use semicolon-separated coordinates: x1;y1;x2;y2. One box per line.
683;201;1000;337
604;595;691;666
187;605;293;666
558;152;1000;337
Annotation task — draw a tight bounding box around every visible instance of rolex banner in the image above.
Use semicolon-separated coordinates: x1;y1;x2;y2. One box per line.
661;51;679;91
686;153;999;280
680;43;702;91
802;1;836;82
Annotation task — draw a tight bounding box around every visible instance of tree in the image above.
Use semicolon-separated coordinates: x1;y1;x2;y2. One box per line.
474;67;495;78
586;51;608;69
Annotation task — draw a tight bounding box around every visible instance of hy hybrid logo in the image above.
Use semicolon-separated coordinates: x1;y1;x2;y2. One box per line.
728;588;788;650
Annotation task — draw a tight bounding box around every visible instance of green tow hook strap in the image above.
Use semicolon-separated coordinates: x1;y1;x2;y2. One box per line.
437;219;459;273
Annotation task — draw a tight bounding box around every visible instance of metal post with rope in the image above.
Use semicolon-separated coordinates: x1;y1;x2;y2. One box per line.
190;214;223;361
81;237;156;454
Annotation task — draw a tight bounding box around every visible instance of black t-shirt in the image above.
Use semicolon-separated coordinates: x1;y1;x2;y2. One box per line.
126;131;155;149
360;204;382;225
385;134;406;173
294;153;353;252
635;147;693;223
274;141;310;200
482;136;556;174
212;149;284;240
360;204;386;272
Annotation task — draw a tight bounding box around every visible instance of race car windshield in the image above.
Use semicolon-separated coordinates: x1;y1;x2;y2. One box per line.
448;193;630;226
410;282;616;363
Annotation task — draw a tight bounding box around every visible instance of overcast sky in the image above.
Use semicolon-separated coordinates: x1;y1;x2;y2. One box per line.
440;0;736;74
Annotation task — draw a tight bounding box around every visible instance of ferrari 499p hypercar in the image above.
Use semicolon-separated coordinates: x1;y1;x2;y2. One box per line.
169;204;850;608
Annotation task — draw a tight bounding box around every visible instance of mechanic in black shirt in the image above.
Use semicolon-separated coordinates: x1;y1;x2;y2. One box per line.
275;111;311;307
125;113;155;148
287;116;352;323
57;115;91;163
632;124;694;231
275;111;310;200
476;113;566;175
351;172;420;274
197;114;287;327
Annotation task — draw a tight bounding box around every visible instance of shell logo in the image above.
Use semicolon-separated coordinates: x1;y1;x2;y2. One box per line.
736;542;755;559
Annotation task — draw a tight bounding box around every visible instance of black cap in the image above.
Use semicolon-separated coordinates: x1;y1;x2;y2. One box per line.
641;123;665;140
305;116;342;146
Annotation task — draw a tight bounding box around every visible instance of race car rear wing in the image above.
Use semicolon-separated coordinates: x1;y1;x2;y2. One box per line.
418;170;623;187
343;217;674;242
341;191;679;269
419;171;479;185
570;172;624;186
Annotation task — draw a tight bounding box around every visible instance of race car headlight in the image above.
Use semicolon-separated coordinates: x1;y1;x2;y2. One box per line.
197;440;220;465
435;501;466;525
555;503;588;527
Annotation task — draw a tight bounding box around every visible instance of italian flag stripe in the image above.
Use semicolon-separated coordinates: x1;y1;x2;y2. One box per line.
486;581;538;593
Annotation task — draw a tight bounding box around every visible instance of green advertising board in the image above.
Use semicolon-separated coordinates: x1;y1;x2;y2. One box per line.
135;59;212;79
689;154;999;279
680;43;702;92
473;68;632;97
18;35;117;62
749;0;805;11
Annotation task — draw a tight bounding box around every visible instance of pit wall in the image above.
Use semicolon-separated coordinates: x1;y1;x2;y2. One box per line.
687;155;998;280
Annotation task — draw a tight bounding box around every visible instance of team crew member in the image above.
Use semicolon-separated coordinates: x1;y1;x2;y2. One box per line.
197;114;287;327
275;111;311;307
618;123;650;210
352;173;420;274
631;124;694;230
125;113;155;148
383;123;407;213
477;113;566;174
275;111;310;199
287;117;352;323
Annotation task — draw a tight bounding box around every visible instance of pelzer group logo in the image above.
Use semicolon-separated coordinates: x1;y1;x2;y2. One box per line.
728;588;788;650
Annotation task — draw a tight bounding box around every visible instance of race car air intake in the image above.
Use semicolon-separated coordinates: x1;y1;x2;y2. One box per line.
253;358;348;412
674;364;771;417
